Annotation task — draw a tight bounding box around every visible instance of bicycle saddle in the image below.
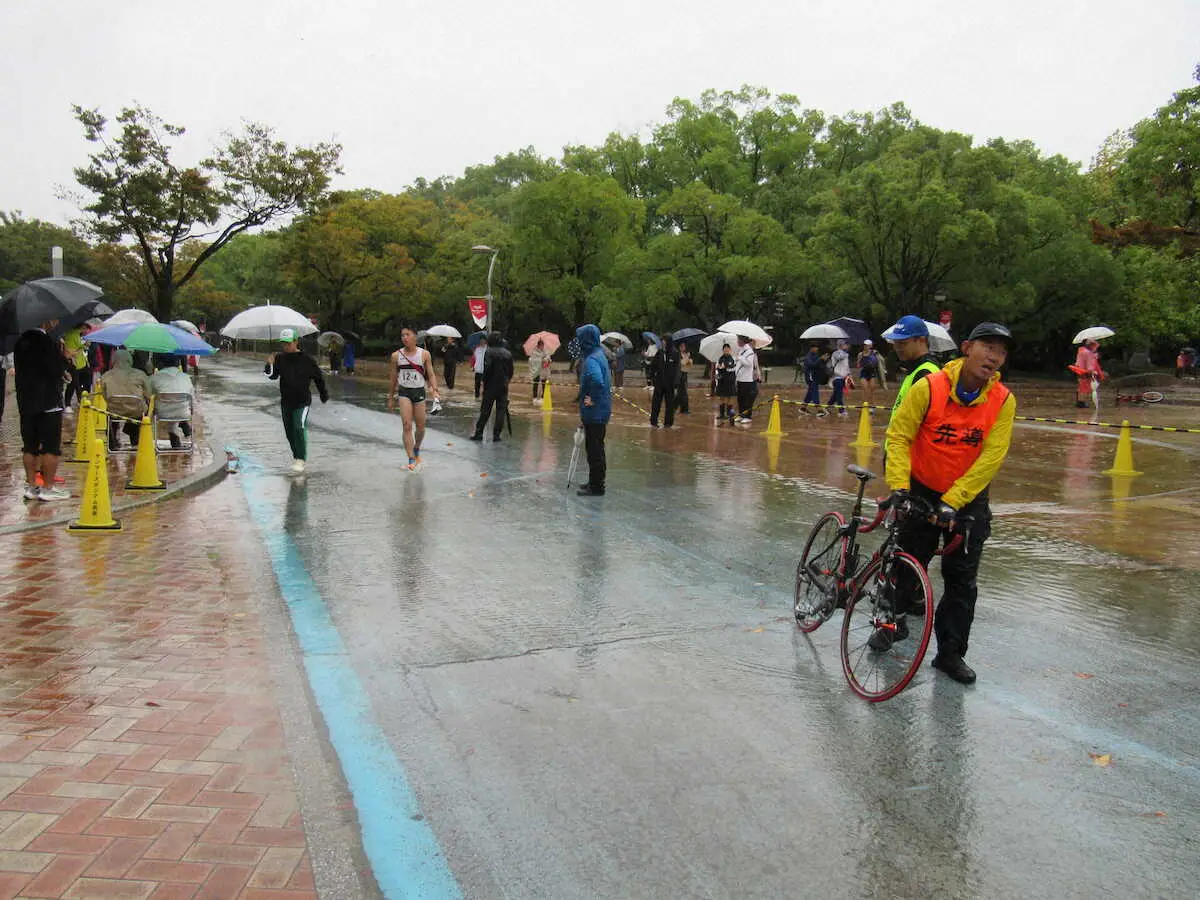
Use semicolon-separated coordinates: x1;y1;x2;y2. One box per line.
846;464;876;481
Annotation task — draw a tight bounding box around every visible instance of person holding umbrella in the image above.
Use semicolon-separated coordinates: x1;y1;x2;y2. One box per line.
648;335;680;428
13;319;73;501
576;324;612;496
733;335;760;425
1071;340;1104;409
676;343;693;415
528;338;552;402
442;337;462;390
714;341;737;424
265;328;328;474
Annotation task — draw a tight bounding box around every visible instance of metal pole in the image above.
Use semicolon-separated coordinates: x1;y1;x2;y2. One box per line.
51;246;63;276
485;250;498;333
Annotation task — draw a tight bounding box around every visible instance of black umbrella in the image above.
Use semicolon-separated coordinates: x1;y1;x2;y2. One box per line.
671;327;707;344
0;277;111;337
825;317;872;345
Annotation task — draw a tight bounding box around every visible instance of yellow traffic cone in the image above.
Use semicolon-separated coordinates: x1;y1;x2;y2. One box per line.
848;402;878;448
763;395;785;436
1102;420;1142;477
126;416;165;491
765;434;781;474
855;443;875;471
69;437;121;532
68;391;89;444
541;381;553;412
68;399;93;464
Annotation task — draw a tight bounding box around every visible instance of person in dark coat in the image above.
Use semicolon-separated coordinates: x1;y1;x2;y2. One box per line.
14;322;72;501
442;337;462;390
470;332;514;441
648;336;680;428
576;324;612;496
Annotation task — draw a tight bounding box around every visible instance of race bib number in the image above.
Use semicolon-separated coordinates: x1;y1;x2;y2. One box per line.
398;369;422;388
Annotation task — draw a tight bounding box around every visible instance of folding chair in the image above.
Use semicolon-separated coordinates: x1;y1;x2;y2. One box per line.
104;394;147;452
152;392;195;452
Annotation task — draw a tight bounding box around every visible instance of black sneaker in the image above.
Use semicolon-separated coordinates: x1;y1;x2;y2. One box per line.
468;434;483;442
932;654;976;684
577;485;605;496
867;616;908;651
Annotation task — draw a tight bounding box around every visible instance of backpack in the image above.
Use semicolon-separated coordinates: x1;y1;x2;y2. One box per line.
814;358;830;385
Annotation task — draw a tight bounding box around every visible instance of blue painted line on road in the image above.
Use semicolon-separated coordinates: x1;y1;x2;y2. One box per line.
238;457;462;900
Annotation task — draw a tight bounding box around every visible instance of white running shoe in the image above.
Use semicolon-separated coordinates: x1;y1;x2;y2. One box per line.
291;460;306;473
22;484;40;501
37;487;71;502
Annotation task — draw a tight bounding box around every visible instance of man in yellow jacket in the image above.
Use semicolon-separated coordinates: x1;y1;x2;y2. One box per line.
877;322;1017;685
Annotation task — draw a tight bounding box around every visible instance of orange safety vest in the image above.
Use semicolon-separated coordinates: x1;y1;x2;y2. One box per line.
910;371;1010;494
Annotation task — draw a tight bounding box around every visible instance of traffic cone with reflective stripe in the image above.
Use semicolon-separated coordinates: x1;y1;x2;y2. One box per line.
848;402;878;448
126;416;165;491
68;399;93;464
763;395;785;436
1102;420;1142;477
90;393;108;445
68;437;121;532
541;381;553;412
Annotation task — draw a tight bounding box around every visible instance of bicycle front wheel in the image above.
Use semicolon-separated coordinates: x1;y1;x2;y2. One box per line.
1142;391;1164;403
840;552;933;701
794;512;847;633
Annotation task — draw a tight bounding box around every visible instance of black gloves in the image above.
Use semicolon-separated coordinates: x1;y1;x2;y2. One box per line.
934;502;958;528
885;488;909;509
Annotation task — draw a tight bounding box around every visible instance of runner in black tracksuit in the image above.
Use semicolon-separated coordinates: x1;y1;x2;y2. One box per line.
264;330;328;472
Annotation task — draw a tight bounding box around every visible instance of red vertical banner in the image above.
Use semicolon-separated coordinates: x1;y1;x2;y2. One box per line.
468;297;489;329
938;309;953;328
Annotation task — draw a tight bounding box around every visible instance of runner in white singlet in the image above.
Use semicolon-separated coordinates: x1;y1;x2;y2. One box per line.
388;327;440;470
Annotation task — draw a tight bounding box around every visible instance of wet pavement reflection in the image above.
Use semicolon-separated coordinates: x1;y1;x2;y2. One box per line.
200;358;1198;898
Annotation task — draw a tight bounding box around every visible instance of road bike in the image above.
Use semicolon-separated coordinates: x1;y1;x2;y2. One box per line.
793;464;964;702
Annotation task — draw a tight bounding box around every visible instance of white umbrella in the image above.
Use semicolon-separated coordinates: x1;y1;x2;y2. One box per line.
1073;326;1115;345
800;323;850;341
426;324;462;339
699;332;739;363
106;308;158;326
317;331;345;349
923;321;956;353
600;331;633;349
170;319;200;335
717;320;773;348
220;304;318;341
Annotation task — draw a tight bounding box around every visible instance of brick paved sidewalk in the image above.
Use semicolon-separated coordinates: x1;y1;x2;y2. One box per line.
0;482;341;899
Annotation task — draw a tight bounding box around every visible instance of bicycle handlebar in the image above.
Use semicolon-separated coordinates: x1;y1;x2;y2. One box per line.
868;494;972;554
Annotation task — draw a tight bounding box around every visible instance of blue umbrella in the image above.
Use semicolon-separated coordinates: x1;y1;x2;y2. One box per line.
642;331;662;348
466;330;489;350
671;327;706;344
85;322;217;355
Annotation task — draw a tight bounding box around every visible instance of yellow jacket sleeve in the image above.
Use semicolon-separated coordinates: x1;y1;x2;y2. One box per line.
941;393;1016;509
884;376;931;491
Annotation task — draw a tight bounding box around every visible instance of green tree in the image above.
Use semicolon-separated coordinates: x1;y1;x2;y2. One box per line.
0;212;101;292
510;172;643;324
68;103;341;322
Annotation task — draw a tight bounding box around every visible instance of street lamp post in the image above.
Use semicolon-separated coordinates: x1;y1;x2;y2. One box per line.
472;245;500;333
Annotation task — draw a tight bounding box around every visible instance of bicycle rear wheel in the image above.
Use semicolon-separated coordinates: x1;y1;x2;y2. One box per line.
794;512;847;633
840;552;933;701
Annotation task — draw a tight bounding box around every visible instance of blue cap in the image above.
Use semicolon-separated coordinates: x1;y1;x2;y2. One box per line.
882;315;929;341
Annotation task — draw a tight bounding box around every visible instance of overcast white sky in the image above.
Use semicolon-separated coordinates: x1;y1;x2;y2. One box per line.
2;0;1197;227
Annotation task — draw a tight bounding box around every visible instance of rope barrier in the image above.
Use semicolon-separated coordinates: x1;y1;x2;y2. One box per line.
612;390;653;418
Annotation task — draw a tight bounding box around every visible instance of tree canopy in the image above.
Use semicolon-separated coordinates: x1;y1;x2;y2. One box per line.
3;71;1198;366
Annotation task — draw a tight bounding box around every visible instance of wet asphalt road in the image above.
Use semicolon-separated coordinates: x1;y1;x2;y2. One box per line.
205;358;1198;899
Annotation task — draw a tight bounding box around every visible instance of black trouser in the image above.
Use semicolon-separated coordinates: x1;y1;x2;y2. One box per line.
474;390;507;438
650;385;675;427
584;422;606;491
736;382;757;418
444;364;456;390
675;374;689;413
895;481;992;658
474;373;484;398
532;375;542;399
64;366;91;408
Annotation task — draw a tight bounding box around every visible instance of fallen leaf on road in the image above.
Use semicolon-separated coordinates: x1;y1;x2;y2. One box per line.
480;472;489;477
1117;702;1129;708
1074;672;1095;679
1137;811;1167;818
1089;752;1112;767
